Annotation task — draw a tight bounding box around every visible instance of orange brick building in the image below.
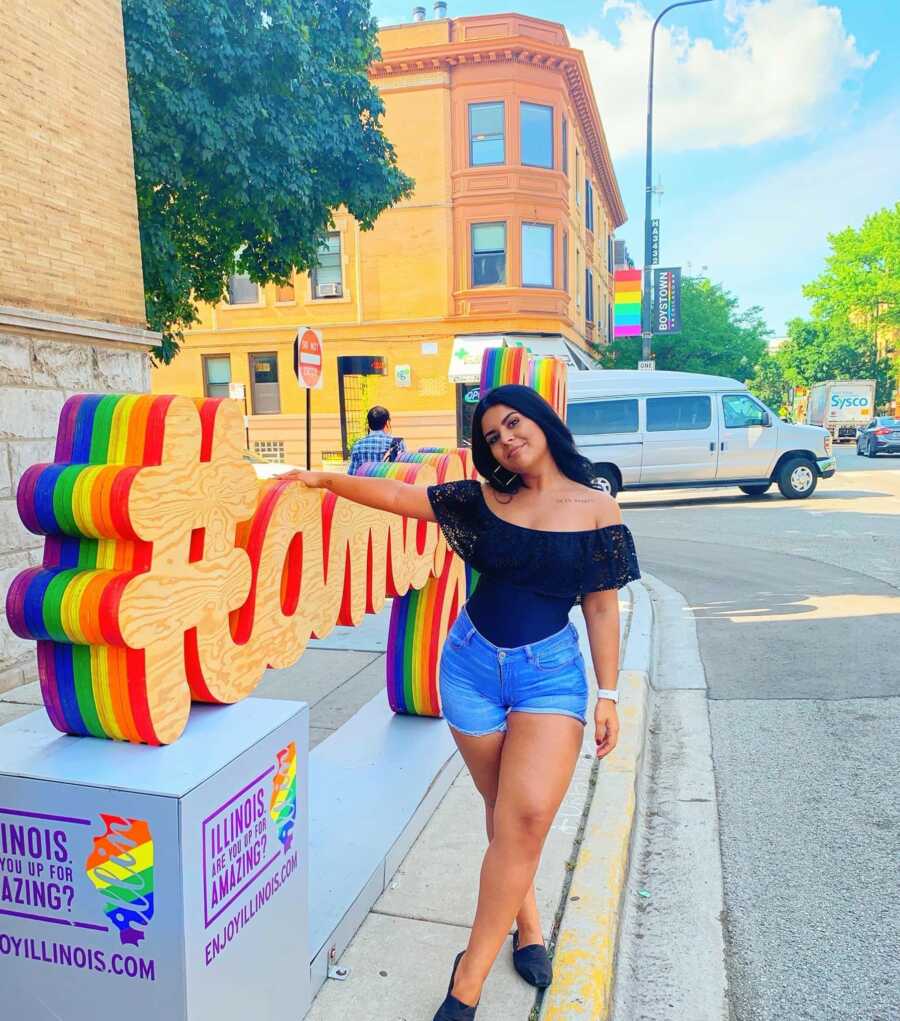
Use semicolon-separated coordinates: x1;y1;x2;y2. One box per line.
152;11;627;465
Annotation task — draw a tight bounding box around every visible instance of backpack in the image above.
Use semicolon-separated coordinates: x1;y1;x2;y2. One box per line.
382;437;404;463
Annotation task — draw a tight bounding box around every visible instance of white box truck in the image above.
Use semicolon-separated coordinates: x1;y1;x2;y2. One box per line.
805;380;876;441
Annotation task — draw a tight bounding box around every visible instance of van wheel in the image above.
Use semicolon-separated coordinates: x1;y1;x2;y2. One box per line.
739;483;771;497
591;467;619;498
777;457;817;499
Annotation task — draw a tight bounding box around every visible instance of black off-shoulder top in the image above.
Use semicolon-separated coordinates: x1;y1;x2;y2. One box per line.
427;480;640;648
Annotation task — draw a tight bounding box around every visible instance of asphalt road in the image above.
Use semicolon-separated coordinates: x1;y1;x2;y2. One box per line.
618;453;900;1021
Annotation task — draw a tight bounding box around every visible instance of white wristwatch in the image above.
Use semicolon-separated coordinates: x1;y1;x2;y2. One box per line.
596;689;619;704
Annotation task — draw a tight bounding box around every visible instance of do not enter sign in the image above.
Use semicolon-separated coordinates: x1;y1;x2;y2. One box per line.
293;328;323;389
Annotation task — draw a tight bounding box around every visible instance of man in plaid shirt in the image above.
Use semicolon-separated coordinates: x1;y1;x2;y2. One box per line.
347;406;406;475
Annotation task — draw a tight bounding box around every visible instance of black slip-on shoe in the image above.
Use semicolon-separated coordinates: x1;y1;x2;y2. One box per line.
512;930;553;989
432;951;478;1020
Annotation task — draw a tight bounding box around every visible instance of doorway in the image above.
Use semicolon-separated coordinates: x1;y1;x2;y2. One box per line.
456;383;480;446
336;355;386;457
249;352;281;414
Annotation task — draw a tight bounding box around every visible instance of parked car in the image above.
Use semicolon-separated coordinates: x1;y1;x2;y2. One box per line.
855;417;900;457
567;370;836;500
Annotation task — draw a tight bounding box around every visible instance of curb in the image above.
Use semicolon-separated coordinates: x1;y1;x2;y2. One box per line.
537;580;653;1020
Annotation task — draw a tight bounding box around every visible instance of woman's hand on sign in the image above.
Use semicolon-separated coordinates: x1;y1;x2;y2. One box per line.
279;470;330;488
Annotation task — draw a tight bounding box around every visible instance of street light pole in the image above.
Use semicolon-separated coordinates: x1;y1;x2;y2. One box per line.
642;0;712;362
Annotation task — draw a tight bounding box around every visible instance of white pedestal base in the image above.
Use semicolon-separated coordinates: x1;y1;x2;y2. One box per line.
0;698;310;1021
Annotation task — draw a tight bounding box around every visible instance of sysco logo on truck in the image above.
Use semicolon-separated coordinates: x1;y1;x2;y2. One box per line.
830;394;869;410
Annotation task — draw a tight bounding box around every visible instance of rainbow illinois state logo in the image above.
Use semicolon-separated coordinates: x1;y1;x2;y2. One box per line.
270;743;297;854
85;815;154;945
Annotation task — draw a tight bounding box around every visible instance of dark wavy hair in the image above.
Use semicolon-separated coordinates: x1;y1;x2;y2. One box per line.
471;384;595;493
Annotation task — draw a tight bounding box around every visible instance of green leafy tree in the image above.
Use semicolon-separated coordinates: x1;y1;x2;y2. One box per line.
803;203;900;335
747;354;789;413
123;0;414;361
776;317;895;406
600;276;770;381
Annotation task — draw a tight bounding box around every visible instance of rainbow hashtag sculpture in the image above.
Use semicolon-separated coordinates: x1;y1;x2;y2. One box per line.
5;395;449;743
527;356;568;419
480;347;568;422
353;452;478;716
4;346;568;744
479;346;529;393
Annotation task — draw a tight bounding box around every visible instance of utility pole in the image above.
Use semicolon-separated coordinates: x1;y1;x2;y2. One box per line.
642;0;712;361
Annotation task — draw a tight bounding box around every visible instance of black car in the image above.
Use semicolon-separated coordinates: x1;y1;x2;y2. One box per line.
856;417;900;456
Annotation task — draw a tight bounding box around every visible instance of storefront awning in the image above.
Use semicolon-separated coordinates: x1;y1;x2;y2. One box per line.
448;336;503;383
504;336;597;371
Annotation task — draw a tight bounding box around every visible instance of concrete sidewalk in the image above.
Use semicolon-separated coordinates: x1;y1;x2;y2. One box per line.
0;590;653;1021
307;583;652;1021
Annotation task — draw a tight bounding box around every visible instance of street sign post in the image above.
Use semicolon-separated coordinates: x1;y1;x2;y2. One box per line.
293;328;324;470
638;360;656;371
228;382;249;449
650;219;660;265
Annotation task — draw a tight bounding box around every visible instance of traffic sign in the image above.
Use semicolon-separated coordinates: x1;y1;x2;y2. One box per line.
293;328;323;390
638;360;656;371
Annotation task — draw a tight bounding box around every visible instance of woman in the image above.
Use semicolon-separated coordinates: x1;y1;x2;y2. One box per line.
289;384;639;1019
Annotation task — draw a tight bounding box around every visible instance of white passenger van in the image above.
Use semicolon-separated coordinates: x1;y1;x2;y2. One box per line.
567;370;836;499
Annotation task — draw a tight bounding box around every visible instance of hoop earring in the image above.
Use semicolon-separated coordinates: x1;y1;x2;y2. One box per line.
492;464;519;489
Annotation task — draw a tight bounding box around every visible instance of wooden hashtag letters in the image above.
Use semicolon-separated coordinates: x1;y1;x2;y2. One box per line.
6;395;462;744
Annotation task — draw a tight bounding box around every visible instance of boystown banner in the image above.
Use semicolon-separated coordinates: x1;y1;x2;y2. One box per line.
652;267;682;334
614;269;641;338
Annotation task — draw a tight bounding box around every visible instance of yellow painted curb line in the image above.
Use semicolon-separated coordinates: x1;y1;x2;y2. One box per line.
540;668;650;1020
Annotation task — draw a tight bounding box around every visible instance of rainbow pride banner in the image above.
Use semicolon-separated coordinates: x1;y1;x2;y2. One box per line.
614;269;642;338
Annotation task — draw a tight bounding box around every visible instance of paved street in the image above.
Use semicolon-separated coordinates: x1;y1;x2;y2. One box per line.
615;448;900;1021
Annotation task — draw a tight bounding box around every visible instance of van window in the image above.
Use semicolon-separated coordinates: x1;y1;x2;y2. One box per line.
722;394;768;428
568;399;639;435
647;395;711;431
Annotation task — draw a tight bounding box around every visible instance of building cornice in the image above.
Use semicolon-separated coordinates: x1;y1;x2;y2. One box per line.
0;305;160;349
372;31;626;228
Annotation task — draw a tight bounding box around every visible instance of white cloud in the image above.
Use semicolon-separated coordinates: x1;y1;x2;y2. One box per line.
575;0;877;158
671;106;900;329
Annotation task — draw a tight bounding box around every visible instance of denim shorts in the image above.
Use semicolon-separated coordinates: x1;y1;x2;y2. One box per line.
439;607;589;737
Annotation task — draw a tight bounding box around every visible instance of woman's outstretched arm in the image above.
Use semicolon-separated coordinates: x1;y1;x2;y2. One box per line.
280;470;437;522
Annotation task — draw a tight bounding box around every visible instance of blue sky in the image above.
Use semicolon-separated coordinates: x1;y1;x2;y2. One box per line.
372;1;899;336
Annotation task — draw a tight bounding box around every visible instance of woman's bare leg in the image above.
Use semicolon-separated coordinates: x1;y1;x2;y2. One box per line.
449;727;543;945
451;712;583;1005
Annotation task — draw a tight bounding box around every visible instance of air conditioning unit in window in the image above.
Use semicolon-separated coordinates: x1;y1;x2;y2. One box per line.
316;282;342;298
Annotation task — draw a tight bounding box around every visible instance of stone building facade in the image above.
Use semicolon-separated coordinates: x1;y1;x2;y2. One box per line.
0;0;157;691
